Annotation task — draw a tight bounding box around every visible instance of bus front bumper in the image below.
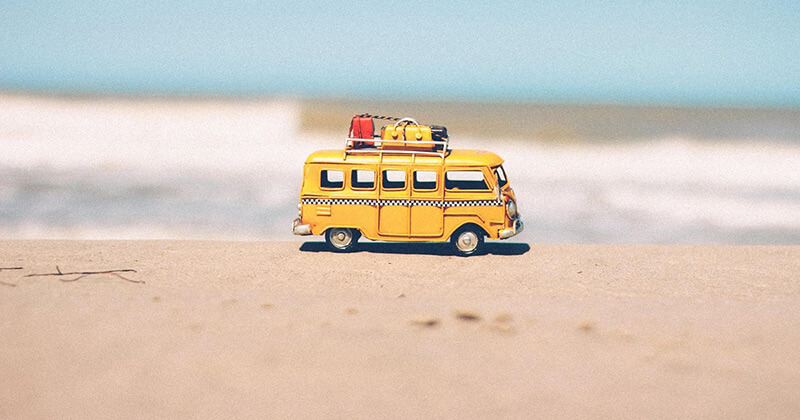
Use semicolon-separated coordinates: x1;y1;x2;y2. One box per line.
292;218;312;235
498;218;524;239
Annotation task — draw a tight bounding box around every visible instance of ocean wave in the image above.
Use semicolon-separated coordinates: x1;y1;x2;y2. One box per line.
1;95;798;243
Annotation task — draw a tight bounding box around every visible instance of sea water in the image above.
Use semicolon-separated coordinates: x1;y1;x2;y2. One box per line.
1;95;798;244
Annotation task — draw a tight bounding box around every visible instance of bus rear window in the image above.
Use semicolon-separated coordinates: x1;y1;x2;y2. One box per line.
445;170;488;190
320;170;344;189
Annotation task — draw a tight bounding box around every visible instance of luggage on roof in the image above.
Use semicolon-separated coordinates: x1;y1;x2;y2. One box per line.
430;125;448;142
348;115;375;148
346;114;448;153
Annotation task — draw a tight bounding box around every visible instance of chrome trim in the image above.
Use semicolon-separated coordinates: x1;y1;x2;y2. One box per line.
292;218;312;235
455;230;479;253
505;198;517;218
498;218;524;239
344;137;449;158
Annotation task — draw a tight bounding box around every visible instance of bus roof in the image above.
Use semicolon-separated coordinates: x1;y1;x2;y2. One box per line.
305;149;505;167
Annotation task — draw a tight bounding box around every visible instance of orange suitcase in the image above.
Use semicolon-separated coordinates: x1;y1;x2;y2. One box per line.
380;123;435;150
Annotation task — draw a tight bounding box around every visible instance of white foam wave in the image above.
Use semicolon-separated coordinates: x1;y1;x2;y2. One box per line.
0;95;306;172
1;95;798;243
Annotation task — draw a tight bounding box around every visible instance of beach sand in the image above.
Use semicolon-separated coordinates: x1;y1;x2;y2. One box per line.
1;241;799;418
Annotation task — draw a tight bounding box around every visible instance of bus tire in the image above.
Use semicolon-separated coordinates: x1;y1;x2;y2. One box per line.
450;225;484;257
325;228;359;252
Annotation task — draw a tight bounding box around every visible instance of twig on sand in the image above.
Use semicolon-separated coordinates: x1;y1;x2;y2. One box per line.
24;266;143;284
0;267;23;287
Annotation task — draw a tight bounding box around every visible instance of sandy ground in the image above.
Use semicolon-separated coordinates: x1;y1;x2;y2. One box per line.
1;241;799;419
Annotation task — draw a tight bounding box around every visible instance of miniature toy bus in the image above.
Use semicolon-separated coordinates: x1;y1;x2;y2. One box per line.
292;115;523;256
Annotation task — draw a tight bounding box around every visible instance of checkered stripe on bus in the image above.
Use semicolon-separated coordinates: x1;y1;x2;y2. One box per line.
301;198;503;207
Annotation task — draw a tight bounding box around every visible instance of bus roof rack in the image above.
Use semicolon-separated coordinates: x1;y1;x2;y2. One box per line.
344;137;449;159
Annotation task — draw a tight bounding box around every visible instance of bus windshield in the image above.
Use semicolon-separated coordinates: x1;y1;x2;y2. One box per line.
494;165;508;188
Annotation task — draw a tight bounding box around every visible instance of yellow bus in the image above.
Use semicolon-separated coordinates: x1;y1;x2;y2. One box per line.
292;118;523;256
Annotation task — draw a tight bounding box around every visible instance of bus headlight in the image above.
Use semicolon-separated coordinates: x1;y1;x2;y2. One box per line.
506;199;517;218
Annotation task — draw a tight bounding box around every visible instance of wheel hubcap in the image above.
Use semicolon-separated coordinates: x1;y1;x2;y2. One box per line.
330;229;352;248
456;231;478;252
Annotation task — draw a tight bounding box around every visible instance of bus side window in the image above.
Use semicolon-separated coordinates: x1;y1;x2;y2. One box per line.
382;170;406;189
320;169;344;189
445;170;488;190
413;171;437;190
351;170;375;189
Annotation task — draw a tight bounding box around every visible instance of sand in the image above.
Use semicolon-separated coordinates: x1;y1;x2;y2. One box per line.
1;240;799;418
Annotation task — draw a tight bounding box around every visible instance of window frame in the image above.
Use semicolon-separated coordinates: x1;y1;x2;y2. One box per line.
412;170;438;191
494;165;508;188
351;169;376;191
319;169;345;191
444;169;491;191
381;169;407;191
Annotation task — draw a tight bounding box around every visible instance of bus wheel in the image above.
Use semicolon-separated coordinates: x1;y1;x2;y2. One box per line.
450;226;484;257
325;228;359;252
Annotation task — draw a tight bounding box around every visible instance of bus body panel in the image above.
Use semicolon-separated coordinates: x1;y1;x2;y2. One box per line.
298;149;516;242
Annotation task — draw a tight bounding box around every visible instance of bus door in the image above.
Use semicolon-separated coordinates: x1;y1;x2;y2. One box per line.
409;169;444;237
377;168;410;236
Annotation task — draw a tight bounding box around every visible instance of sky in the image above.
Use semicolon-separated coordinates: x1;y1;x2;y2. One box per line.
1;0;799;106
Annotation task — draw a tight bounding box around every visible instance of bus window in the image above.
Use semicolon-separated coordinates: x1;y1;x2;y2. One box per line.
352;170;375;189
413;171;437;190
320;169;344;189
382;170;406;189
494;165;508;188
445;170;488;190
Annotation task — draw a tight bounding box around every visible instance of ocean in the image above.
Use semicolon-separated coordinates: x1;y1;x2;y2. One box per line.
1;94;798;244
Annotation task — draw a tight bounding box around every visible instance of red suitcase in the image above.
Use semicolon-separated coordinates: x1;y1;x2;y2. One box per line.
349;115;374;147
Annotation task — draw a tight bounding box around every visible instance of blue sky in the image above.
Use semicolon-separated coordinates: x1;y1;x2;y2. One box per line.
1;0;799;106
